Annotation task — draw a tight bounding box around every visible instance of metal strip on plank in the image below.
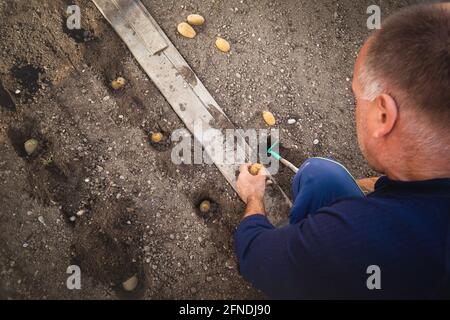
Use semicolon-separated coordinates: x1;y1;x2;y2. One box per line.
95;0;167;55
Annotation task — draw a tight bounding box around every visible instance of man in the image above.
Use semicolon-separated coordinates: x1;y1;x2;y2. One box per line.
234;3;450;299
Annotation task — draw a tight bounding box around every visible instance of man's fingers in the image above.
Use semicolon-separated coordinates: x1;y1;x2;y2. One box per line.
258;166;269;176
238;163;269;180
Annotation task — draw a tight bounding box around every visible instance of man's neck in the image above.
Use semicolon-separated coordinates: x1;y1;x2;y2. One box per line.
384;152;450;181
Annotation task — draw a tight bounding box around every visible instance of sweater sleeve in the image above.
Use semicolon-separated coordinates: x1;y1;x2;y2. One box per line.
234;214;311;299
234;205;370;299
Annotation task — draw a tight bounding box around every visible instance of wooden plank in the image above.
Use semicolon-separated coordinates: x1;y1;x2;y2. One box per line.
92;0;292;222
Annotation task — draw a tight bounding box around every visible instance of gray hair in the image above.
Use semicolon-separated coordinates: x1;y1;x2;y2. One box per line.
358;59;384;101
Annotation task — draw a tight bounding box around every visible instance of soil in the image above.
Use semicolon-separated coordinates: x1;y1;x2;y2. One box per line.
0;0;416;299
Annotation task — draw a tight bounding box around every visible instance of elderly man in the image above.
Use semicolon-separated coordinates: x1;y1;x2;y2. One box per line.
234;3;450;299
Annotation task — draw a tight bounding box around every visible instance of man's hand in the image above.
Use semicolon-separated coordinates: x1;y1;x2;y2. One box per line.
236;164;266;217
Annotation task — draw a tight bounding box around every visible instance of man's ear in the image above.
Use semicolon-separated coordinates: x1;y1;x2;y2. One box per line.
372;93;398;138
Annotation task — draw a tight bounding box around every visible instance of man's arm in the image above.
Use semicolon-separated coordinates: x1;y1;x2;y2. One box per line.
234;203;377;299
236;164;267;218
235;164;312;298
234;164;371;299
244;196;266;217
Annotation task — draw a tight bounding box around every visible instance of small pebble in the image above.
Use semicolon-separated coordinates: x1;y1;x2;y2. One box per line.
38;216;46;226
287;119;296;124
225;259;234;269
76;209;85;217
313;139;319;145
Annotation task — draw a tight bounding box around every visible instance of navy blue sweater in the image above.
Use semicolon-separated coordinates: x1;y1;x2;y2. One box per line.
235;177;450;299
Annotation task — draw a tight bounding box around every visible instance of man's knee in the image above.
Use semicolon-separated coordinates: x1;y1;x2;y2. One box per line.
295;157;348;183
292;157;362;198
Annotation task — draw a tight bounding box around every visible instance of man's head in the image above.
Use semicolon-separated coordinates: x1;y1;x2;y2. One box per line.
352;3;450;179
